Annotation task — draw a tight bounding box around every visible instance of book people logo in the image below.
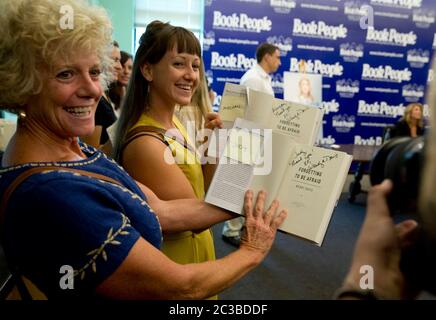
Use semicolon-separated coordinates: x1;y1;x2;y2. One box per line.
212;11;272;33
361;64;412;83
344;1;374;29
413;9;435;28
292;18;348;40
267;35;293;55
332;114;356;133
407;49;430;68
339;43;364;63
366;27;417;47
203;31;216;51
357;100;405;118
402;84;425;102
270;0;297;14
336;79;360;98
370;0;422;10
290;58;344;78
210;52;256;71
344;0;366;21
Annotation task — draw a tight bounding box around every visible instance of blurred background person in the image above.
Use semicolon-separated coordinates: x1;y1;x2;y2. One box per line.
389;102;425;139
109;51;133;117
239;42;281;96
81;41;120;149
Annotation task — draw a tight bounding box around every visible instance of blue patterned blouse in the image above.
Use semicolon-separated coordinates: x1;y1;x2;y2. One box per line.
0;144;162;298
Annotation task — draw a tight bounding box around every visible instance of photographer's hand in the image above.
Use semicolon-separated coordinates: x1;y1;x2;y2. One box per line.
341;179;418;299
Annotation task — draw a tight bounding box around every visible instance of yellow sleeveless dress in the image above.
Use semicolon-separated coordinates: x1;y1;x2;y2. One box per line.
130;114;217;299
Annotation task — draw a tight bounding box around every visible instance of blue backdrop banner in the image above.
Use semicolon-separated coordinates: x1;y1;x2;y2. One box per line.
203;0;436;145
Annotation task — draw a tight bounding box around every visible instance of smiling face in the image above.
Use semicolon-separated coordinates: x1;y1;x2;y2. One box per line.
26;51;103;139
144;47;200;108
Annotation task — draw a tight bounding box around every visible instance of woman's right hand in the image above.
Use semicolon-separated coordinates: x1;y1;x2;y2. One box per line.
240;190;287;259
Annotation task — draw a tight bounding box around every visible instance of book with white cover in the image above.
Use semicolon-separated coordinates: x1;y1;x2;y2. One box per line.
205;118;352;246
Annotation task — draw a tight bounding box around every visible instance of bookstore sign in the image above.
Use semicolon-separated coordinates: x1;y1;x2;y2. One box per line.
203;0;435;144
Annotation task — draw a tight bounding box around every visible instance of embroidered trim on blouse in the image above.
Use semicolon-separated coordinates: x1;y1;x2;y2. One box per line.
74;213;131;280
0;144;102;174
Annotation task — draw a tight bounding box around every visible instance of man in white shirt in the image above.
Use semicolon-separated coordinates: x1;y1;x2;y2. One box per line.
221;43;281;247
240;43;281;95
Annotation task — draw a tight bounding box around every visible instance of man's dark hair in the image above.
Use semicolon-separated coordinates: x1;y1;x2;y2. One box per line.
256;43;279;63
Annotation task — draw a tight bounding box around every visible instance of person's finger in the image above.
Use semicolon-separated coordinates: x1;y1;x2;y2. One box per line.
395;219;419;248
253;190;266;219
212;119;224;129
366;179;393;219
243;189;254;219
264;199;279;226
270;209;287;230
215;117;223;128
205;112;218;121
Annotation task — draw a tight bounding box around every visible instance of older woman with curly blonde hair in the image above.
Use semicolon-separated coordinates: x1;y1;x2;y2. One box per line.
0;0;286;300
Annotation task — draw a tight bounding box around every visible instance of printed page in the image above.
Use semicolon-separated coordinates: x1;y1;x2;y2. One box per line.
218;83;248;122
206;122;233;159
270;99;323;145
275;145;352;245
245;88;274;126
248;131;296;213
205;118;267;213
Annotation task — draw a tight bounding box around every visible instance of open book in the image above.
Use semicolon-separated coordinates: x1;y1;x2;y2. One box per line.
205;118;352;246
219;83;323;145
209;83;323;158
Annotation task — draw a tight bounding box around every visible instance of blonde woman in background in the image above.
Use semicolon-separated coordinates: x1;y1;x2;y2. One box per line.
390;102;425;138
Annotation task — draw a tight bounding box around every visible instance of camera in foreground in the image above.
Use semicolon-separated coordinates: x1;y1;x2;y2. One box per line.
370;136;424;214
370;136;436;295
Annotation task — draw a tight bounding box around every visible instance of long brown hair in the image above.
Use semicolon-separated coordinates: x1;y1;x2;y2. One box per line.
112;20;201;162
